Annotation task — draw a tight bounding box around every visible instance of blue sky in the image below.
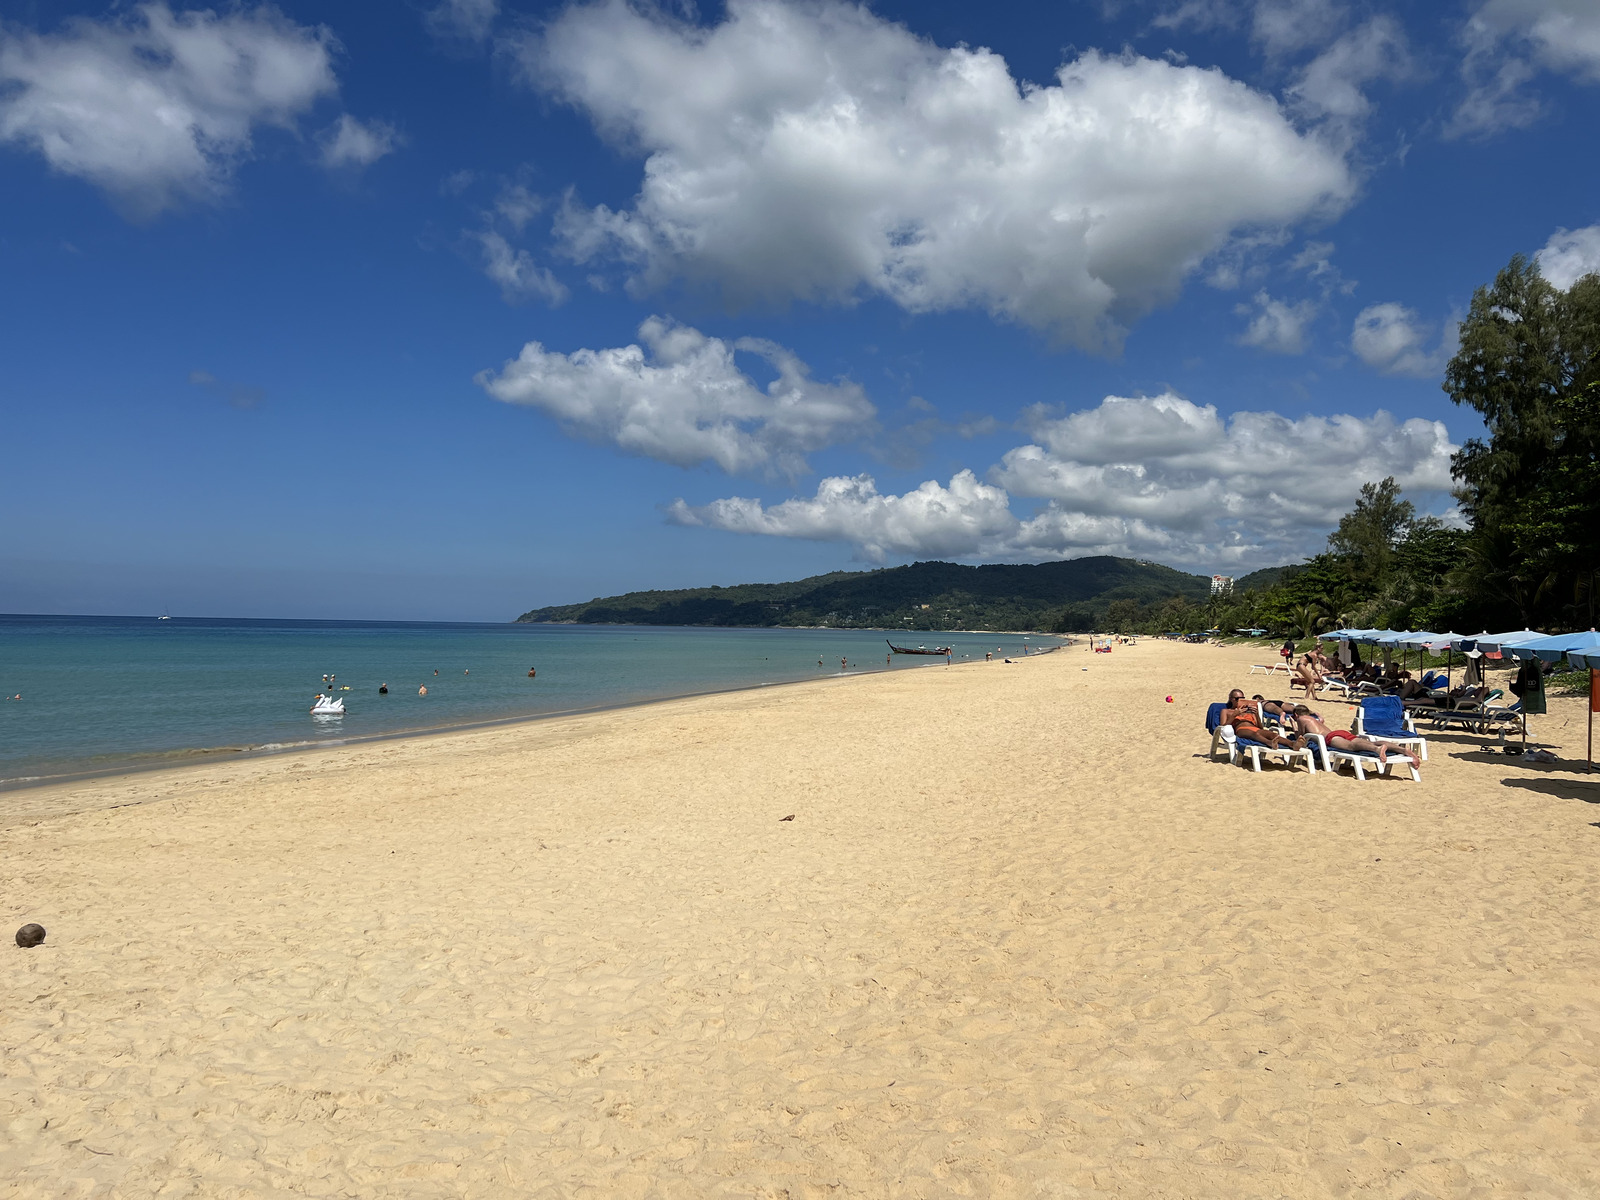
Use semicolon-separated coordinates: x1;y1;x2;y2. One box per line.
2;0;1597;620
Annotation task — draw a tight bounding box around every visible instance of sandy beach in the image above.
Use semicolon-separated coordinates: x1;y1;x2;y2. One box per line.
4;640;1598;1198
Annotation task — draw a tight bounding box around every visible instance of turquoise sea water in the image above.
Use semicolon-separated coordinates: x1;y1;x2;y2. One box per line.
0;616;1063;786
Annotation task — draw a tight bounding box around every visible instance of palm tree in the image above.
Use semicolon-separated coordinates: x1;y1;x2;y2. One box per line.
1294;600;1328;641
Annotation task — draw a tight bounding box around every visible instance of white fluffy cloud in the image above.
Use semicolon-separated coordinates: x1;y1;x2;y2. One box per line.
522;0;1353;350
319;114;400;168
673;392;1457;566
0;3;337;215
1351;303;1456;377
999;393;1454;525
669;471;1016;562
477;318;875;477
1236;290;1318;354
1536;224;1600;289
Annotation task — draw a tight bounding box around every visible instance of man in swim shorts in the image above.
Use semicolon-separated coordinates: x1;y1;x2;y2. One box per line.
1290;705;1420;774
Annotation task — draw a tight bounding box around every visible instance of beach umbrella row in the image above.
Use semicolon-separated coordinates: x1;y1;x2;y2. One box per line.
1320;626;1600;768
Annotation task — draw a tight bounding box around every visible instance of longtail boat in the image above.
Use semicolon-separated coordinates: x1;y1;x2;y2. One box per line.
887;639;951;656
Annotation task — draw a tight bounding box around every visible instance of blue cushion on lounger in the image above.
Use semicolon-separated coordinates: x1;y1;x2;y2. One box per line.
1206;702;1228;733
1360;695;1409;738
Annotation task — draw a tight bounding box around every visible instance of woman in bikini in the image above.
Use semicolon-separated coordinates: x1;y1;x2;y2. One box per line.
1221;690;1306;750
1291;653;1325;700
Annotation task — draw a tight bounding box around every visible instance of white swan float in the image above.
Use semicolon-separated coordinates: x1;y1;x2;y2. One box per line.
310;693;346;716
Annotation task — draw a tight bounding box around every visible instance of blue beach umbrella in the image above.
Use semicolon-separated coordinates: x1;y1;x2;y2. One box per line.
1394;631;1441;647
1352;629;1398;644
1475;629;1546;654
1501;629;1600;662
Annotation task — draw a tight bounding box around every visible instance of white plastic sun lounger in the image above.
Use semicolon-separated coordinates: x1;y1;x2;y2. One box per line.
1309;734;1420;782
1214;725;1317;774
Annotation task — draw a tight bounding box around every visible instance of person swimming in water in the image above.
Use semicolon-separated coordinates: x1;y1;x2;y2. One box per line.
528;667;536;677
378;683;388;694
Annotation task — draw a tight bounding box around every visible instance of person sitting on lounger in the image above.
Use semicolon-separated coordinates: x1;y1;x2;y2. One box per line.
1290;705;1420;774
1222;691;1306;750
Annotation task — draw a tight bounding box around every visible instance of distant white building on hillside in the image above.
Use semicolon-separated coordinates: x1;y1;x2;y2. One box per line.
1211;574;1234;596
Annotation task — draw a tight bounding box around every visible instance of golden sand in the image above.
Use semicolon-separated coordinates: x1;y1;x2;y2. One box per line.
3;641;1598;1197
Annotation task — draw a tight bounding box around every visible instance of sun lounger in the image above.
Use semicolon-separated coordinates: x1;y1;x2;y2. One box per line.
1308;734;1420;782
1219;726;1318;773
1423;689;1523;734
1323;675;1381;698
1205;705;1316;773
1354;696;1429;762
1249;663;1291;675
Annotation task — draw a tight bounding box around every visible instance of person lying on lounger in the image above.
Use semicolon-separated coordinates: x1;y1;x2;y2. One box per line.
1251;695;1302;720
1393;675;1438;701
1290;705;1420;774
1222;691;1307;750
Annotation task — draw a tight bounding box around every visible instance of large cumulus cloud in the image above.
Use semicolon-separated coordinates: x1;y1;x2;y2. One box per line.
0;3;340;215
517;0;1354;350
477;318;875;478
673;392;1457;567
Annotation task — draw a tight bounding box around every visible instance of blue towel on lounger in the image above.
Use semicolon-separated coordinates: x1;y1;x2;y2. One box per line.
1360;695;1410;738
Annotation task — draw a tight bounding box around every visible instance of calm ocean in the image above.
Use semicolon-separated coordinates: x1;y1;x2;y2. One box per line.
0;616;1063;787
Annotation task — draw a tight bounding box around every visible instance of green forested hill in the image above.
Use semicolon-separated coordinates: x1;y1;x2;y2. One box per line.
517;557;1220;632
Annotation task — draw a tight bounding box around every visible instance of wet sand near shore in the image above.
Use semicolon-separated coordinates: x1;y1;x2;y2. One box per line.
3;641;1598;1197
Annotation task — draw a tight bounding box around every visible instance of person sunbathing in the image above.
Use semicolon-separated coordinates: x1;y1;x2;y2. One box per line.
1290;705;1420;774
1251;694;1300;720
1222;691;1306;750
1394;675;1437;701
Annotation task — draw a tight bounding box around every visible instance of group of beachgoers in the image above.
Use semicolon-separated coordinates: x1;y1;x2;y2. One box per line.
1219;688;1421;773
1283;644;1438;703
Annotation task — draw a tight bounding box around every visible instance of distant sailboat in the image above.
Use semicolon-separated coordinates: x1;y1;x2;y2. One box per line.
157;609;171;621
